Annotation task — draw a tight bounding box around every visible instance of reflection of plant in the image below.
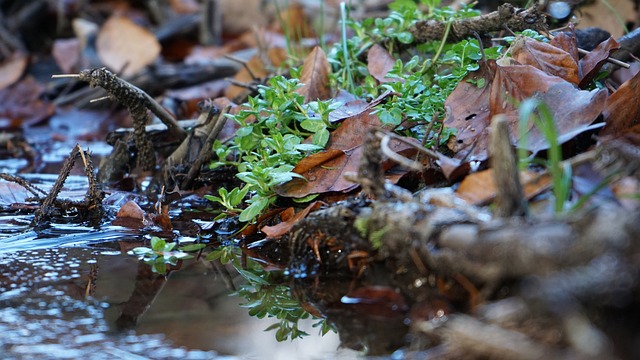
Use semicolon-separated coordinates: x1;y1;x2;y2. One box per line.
129;236;205;274
207;245;335;341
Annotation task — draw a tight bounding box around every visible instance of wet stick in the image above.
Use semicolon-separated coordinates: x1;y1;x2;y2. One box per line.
180;104;231;189
53;68;188;170
490;115;527;217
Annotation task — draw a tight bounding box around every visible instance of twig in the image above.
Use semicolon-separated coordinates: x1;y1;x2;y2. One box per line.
410;3;547;44
52;69;187;143
490;115;528;217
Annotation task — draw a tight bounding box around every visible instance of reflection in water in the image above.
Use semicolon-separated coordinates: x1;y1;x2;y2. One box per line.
0;246;348;359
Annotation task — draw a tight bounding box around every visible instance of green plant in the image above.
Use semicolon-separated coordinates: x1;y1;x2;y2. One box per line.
210;76;338;223
518;99;571;214
210;3;504;222
128;237;206;274
207;245;335;341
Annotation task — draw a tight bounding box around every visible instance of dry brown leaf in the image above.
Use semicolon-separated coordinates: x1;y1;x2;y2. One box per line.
444;59;496;160
367;44;402;83
276;111;417;198
296;46;332;102
456;169;552;205
0;52;28;90
261;201;324;238
52;39;81;74
447;60;606;161
579;37;620;88
510;36;579;85
96;16;161;77
602;70;640;136
115;200;145;220
0;77;55;128
550;30;580;66
491;65;606;154
224;47;287;100
576;0;636;38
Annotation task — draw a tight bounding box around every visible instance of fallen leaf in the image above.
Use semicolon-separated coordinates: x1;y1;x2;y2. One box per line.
447;60;607;161
52;38;81;74
96;16;161;77
579;37;620;88
510;36;579;85
0;77;55;128
519;82;607;152
444;59;496;160
328;90;393;123
601;70;640;136
367;44;403;83
549;30;579;66
0;52;28;90
295;46;332;102
490;64;605;155
115;200;145;220
261;201;324;238
276;111;418;197
224;47;287;101
456;169;552;205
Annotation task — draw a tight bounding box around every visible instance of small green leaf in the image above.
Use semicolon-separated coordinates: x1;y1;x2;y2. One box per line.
313;128;330;147
300;119;326;132
205;250;223;261
237;269;271;286
396;31;413;44
178;243;206;252
239;196;270;222
151;237;165;252
129;247;153;255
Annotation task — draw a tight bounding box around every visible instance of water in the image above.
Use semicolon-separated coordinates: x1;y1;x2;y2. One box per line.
0;245;349;359
0;175;353;359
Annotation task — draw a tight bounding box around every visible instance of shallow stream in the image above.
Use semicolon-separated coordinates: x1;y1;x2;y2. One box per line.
0;173;356;359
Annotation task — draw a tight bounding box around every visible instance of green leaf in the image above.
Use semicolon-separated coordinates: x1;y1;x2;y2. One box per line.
313;128;330;147
152;261;167;275
292;193;319;203
129;247;153;255
205;250;223;261
151;237;165;252
396;31;413;44
237;268;271;286
300;119;326;132
178;243;206;252
239;196;270;222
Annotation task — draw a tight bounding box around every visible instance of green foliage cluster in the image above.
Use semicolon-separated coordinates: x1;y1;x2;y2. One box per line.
207;76;338;222
207;1;503;223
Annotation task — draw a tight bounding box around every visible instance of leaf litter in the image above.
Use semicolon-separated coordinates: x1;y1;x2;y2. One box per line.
0;1;640;358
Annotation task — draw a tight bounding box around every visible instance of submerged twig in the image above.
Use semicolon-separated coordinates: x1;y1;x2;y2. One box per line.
33;144;104;225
